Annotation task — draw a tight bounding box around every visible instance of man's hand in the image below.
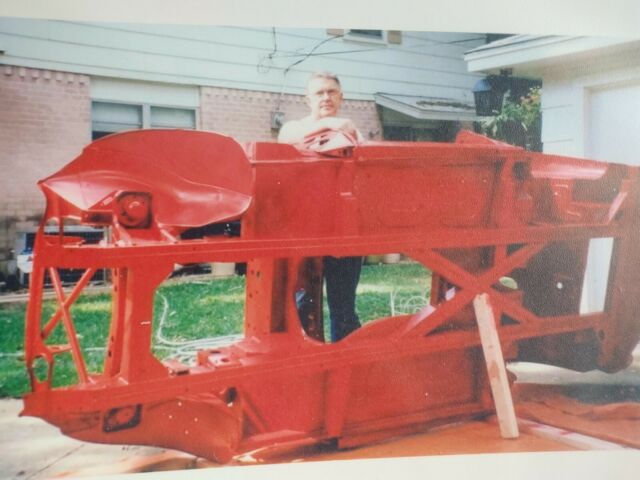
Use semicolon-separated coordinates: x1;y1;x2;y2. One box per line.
313;117;358;137
278;116;359;144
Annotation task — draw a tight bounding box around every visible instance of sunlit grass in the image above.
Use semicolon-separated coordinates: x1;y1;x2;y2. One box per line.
0;262;430;398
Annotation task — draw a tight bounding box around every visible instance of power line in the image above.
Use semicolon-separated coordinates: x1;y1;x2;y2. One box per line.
275;32;346;111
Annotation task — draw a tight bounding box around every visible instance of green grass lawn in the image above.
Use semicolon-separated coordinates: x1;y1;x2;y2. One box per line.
0;262;430;398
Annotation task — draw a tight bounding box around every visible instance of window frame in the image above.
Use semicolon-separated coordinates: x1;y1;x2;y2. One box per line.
327;29;402;45
91;99;198;140
345;29;388;45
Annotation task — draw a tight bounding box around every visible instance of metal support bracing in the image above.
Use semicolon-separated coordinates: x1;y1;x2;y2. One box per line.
21;129;640;461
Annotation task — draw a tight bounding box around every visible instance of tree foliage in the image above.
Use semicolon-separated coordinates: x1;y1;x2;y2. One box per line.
482;87;541;151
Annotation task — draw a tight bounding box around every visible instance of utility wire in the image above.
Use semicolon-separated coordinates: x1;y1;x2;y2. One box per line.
274;32;345;112
271;33;485;112
269;35;487;61
155;292;241;365
257;27;279;74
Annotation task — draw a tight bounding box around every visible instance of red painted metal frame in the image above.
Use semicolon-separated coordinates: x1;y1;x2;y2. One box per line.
22;129;640;462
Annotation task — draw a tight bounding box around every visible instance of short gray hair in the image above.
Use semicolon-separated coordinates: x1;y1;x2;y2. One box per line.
307;71;341;88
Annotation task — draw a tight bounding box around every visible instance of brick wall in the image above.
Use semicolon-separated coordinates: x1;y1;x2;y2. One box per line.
0;66;91;271
0;71;383;277
200;86;383;143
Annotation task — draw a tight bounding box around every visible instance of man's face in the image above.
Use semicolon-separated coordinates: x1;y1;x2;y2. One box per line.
306;77;343;119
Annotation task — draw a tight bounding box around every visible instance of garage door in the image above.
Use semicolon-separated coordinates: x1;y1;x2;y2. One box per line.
587;82;640;165
582;82;640;313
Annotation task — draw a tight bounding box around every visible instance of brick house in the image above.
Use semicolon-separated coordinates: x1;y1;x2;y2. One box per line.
0;19;489;283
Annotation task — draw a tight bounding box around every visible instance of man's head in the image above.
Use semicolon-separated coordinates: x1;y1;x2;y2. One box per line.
306;72;343;119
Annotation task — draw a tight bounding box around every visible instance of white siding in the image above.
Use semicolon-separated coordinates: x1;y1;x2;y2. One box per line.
466;36;640;316
0;19;485;102
542;63;640;160
538;52;640;315
540;74;585;157
587;82;640;166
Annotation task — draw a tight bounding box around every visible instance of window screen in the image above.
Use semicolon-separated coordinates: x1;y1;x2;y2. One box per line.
150;106;196;129
91;102;142;140
91;102;196;140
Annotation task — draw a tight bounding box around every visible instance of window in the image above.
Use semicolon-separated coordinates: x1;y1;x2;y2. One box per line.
91;102;142;139
486;34;514;44
383;122;460;143
327;29;402;45
149;106;196;129
91;101;196;140
348;29;384;40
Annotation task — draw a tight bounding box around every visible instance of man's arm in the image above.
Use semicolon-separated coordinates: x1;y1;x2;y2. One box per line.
278;117;359;144
277;120;304;143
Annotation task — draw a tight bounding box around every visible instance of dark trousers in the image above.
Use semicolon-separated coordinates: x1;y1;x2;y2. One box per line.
323;256;362;342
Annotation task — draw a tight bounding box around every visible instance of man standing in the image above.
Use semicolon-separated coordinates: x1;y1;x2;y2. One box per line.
278;72;362;144
278;72;363;342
